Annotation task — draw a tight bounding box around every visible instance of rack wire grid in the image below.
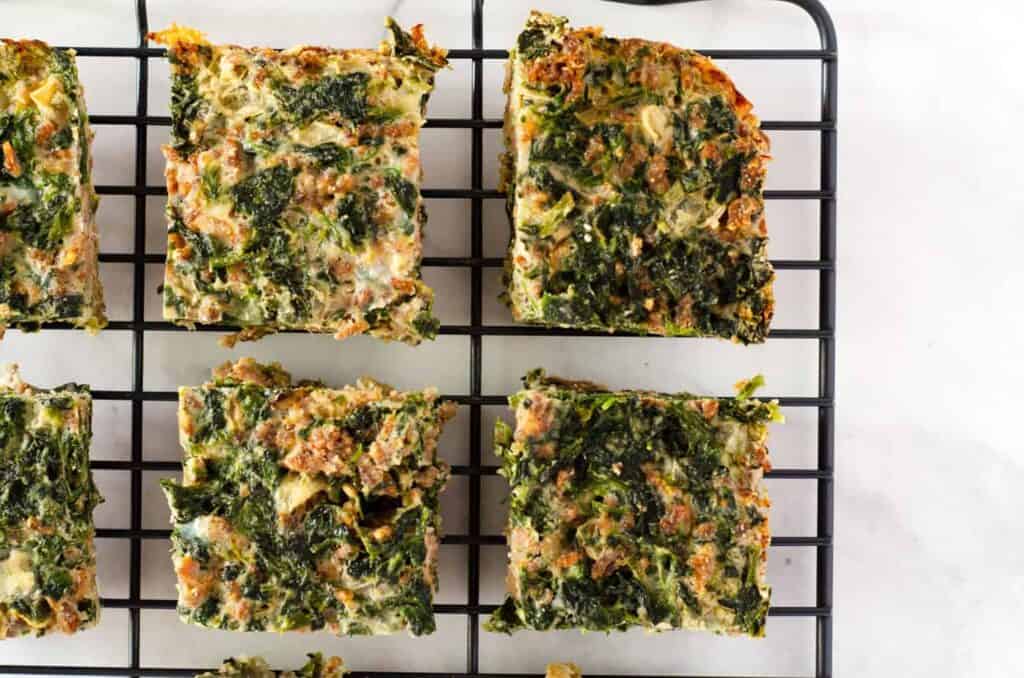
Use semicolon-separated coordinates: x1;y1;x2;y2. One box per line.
0;0;836;676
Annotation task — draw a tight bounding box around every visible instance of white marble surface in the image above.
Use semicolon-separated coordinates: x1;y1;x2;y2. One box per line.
0;0;1017;676
831;1;1024;676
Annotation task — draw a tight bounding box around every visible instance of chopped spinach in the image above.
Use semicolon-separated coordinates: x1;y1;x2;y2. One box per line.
48;50;79;104
514;14;568;60
391;579;434;636
385;17;447;72
334;187;379;247
200;164;222;200
517;28;554;59
296;143;352;171
0;110;37;179
412;309;440;340
0;171;78;250
706;96;738;135
385;169;418;214
191;389;226;443
49;294;84;320
274;72;370;126
231;165;296;229
169;73;203;154
50;125;74;150
714;153;745;203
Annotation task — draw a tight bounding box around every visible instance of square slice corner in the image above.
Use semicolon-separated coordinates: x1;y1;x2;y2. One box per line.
196;653;346;678
485;369;779;637
501;11;774;343
163;357;456;636
151;21;448;346
0;40;106;336
0;364;103;639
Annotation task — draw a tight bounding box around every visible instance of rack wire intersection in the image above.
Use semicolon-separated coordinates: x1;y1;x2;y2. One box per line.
0;1;836;676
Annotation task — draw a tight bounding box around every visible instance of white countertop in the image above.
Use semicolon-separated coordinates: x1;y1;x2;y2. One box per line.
0;0;1019;676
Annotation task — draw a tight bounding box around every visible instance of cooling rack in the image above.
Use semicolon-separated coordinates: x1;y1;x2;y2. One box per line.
0;0;836;675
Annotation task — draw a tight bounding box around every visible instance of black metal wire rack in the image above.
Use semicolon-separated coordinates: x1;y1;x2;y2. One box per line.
0;0;836;675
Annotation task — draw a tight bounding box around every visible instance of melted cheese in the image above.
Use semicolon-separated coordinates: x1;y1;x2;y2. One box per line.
274;472;327;516
289;121;352;147
640;104;670;146
29;76;60;113
717;419;750;457
0;184;35;206
0;550;37;601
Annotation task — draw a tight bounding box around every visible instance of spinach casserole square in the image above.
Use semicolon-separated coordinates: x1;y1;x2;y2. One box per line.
196;654;346;678
486;370;779;637
151;21;446;346
0;40;106;336
501;12;773;343
162;358;455;636
0;365;103;638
